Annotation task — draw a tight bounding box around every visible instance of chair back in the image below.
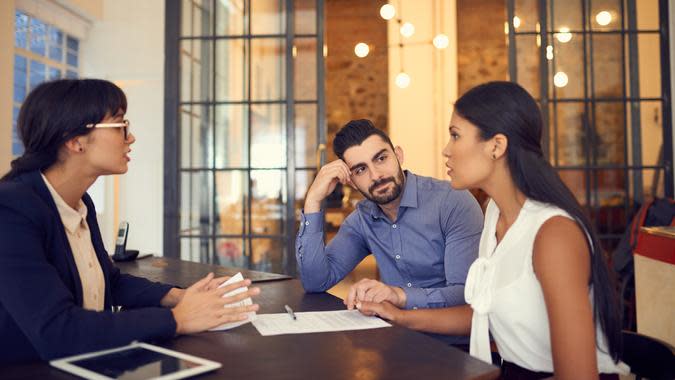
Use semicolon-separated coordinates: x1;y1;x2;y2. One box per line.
621;330;675;380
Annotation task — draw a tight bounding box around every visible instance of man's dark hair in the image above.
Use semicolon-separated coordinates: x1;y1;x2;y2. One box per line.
333;119;394;160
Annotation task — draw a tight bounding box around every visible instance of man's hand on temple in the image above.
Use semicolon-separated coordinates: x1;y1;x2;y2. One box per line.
304;160;353;213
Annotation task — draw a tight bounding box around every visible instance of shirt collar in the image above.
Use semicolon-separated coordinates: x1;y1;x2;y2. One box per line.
40;173;88;233
360;170;419;219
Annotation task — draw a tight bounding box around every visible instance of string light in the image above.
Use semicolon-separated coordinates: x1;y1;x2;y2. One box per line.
400;22;415;38
596;11;612;26
554;72;569;88
380;4;396;20
433;34;449;49
354;42;369;58
395;72;410;88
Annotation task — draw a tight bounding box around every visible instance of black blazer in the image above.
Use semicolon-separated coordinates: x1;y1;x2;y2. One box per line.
0;171;176;364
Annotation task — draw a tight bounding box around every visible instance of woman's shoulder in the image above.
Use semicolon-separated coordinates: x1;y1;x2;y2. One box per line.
0;178;52;223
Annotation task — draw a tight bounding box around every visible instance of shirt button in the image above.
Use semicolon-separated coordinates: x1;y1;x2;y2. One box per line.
407;282;412;287
392;224;397;229
395;255;401;260
304;221;310;226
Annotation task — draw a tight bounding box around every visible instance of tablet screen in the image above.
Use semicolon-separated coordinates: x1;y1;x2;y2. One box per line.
69;347;201;380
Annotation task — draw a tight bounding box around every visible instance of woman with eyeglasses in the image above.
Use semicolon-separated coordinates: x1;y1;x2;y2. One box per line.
0;79;260;364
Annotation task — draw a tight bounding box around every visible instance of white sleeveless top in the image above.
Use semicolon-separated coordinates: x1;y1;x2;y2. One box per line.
464;199;628;374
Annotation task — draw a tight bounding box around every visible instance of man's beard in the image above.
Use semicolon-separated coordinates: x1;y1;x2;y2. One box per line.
358;168;405;205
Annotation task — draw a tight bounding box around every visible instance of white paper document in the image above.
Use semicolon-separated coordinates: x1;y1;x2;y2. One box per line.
252;309;391;336
209;272;257;331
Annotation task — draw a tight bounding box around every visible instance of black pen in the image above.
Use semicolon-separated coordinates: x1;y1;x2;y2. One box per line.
284;304;297;320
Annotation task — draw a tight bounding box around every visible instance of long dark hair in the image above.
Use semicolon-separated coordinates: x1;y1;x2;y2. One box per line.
455;81;621;361
2;79;127;181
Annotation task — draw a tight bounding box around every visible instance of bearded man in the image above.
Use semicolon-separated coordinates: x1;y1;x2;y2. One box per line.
296;119;483;344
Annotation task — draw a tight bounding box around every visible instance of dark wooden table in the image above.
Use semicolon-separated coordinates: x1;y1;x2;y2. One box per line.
4;258;499;380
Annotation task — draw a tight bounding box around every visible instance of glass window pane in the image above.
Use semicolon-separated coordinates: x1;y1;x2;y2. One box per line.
12;106;22;156
215;0;245;35
295;0;316;34
48;66;61;80
635;0;659;30
180;237;213;263
295;103;317;168
215;171;248;235
215;238;246;267
180;171;213;236
625;100;662;167
66;52;78;67
15;11;28;48
295;169;315;221
593;102;625;165
515;35;540;99
251;170;286;236
550;102;587;166
251;0;286;35
67;35;79;51
29;18;46;56
12;128;24;156
181;0;192;36
551;1;582;33
14;55;27;103
66;70;78;79
251;38;286;100
250;238;285;273
215;39;248;101
180;105;213;168
590;0;621;32
193;0;214;36
636;34;660;99
215;105;248;168
29;60;45;91
592;34;622;98
638;169;664;199
180;39;213;102
251;104;286;168
557;169;588;206
294;38;316;100
590;168;625;207
551;33;584;99
49;46;63;62
513;0;539;33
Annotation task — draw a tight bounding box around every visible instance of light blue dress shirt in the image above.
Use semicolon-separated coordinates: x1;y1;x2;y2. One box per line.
296;171;483;310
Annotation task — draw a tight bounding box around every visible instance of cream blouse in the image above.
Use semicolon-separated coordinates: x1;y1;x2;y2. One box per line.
41;173;105;311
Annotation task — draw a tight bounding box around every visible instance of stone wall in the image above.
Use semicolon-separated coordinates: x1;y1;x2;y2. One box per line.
456;0;508;96
325;0;388;161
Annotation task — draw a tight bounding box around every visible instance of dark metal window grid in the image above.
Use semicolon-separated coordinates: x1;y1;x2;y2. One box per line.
164;0;325;274
506;0;673;251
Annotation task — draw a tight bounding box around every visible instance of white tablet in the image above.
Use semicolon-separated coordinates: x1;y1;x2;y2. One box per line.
49;342;221;380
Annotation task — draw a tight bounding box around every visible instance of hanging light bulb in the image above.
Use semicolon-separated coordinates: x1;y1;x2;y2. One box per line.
400;22;415;38
513;16;521;29
554;71;569;88
596;11;612;26
555;26;572;43
395;72;410;88
380;4;396;20
354;42;369;58
546;45;554;60
433;34;449;49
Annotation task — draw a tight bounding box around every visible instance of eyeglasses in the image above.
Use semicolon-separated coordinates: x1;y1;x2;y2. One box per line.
85;119;130;140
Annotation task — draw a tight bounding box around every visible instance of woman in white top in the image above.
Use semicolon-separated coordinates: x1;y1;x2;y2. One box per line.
356;81;626;379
